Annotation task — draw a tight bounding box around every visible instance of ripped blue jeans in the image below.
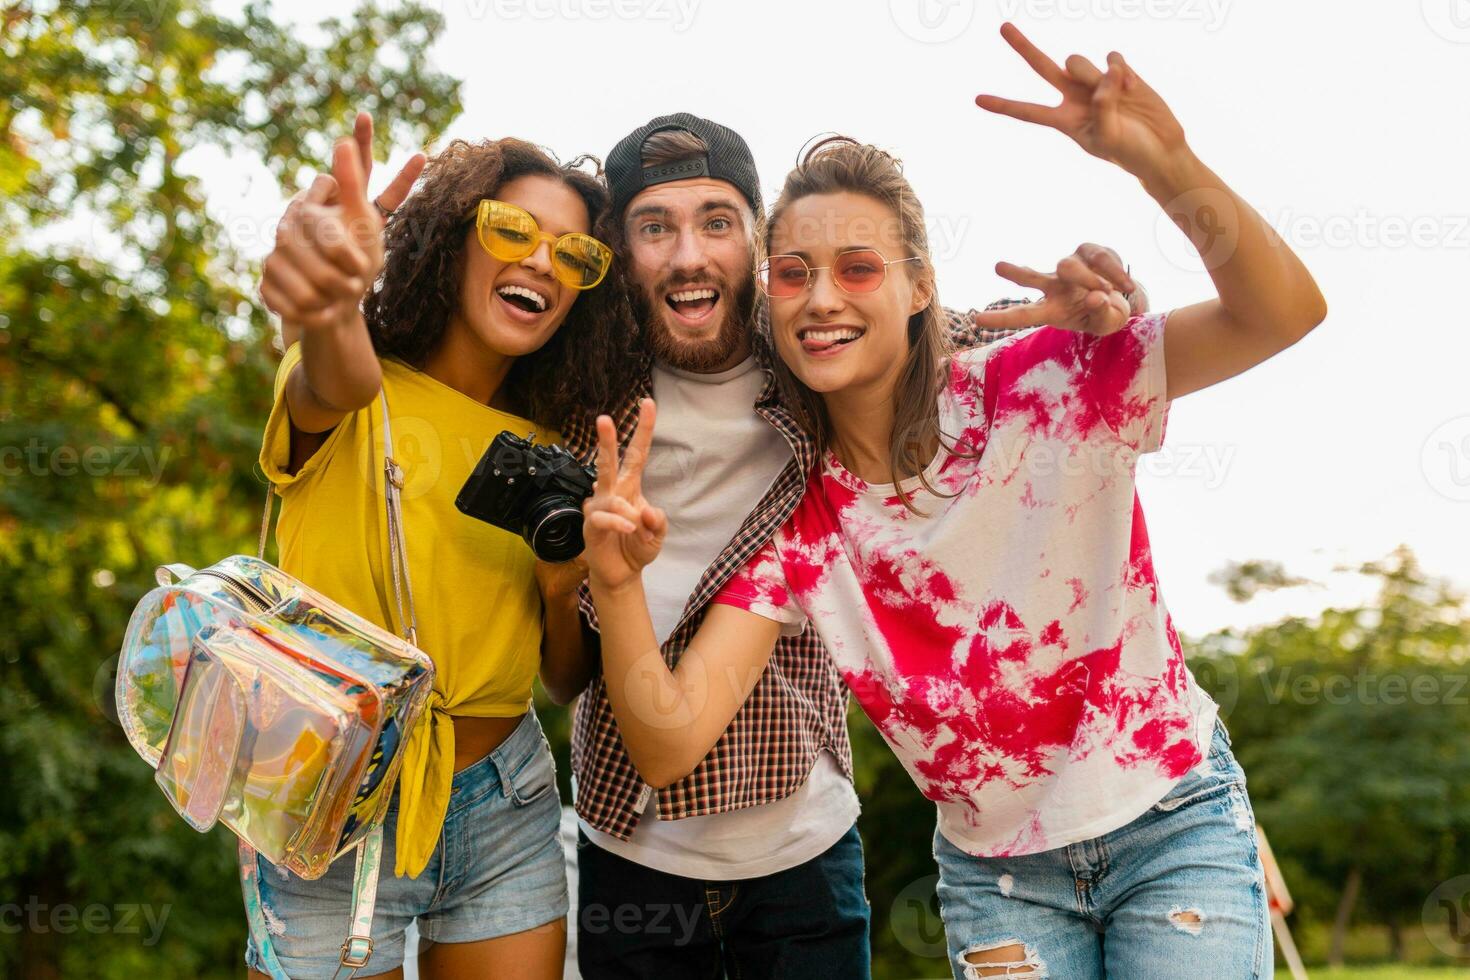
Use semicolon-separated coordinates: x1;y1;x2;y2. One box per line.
932;720;1271;979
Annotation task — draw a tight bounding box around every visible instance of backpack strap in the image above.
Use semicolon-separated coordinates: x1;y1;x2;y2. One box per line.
379;394;420;646
238;826;383;980
331;824;384;979
255;390;419;637
245;386;415;978
155;563;198;586
239;841;289;979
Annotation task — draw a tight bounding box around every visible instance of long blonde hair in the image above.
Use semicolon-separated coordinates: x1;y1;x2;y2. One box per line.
766;137;960;512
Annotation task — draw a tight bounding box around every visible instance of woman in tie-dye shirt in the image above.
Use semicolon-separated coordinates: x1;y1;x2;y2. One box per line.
581;25;1325;979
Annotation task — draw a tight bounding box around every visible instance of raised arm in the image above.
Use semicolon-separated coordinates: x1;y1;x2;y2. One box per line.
975;24;1326;399
259;140;389;472
582;400;782;789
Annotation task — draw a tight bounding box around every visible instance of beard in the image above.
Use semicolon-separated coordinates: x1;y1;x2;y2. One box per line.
634;271;758;373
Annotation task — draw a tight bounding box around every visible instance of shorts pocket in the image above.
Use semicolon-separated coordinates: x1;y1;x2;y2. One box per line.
509;740;557;808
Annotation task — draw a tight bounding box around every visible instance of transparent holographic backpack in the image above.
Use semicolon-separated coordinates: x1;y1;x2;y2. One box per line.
116;395;431;979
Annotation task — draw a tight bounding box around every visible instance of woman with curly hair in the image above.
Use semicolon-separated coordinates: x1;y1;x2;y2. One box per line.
251;118;626;979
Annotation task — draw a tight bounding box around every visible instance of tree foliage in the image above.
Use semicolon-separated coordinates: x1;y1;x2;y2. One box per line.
1191;547;1470;966
0;2;459;974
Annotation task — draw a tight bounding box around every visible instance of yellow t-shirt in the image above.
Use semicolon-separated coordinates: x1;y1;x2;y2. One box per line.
259;342;555;878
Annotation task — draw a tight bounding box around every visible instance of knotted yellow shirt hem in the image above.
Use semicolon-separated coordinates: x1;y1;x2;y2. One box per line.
395;692;454;879
392;692;537;878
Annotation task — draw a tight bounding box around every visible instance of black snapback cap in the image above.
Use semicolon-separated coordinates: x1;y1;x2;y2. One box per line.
606;112;762;218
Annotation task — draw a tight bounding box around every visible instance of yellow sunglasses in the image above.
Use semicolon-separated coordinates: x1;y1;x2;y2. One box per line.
471;199;613;290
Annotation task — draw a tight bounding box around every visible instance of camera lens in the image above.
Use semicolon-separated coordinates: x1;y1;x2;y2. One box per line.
525;495;585;563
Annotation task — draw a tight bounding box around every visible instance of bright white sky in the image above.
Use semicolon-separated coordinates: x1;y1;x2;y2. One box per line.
194;0;1470;637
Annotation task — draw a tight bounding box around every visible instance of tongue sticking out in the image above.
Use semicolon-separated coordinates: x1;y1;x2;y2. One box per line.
801;335;859;354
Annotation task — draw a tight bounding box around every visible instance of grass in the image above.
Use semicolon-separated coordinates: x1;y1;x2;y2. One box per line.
1309;970;1470;979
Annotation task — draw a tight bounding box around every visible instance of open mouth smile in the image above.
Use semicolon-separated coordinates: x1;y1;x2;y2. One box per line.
495;282;551;322
665;287;721;325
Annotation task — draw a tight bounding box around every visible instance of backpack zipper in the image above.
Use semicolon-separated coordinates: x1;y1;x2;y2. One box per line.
194;569;272;614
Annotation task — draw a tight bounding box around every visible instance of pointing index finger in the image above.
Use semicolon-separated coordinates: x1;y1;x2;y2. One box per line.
994;261;1053;292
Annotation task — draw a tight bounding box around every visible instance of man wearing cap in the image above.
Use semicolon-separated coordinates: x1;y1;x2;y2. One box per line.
557;113;1145;977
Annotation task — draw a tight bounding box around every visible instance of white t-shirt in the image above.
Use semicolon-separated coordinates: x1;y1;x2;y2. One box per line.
716;316;1217;858
580;751;859;880
579;355;861;879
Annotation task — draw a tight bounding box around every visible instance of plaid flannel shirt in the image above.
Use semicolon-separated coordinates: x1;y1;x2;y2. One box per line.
562;303;1024;839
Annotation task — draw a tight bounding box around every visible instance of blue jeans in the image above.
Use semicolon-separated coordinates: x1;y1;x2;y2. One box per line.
933;721;1270;979
244;711;568;978
575;822;870;979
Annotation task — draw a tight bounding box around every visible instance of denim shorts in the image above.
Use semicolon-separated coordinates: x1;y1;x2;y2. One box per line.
244;710;569;978
932;720;1271;979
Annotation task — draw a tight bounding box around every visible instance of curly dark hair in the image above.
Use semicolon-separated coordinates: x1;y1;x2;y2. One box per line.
362;137;641;430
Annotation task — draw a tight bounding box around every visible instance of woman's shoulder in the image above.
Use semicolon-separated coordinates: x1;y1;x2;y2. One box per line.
946;315;1163;388
944;327;1041;404
949;327;1037;371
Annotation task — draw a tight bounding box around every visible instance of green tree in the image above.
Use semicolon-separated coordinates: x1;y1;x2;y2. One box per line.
0;2;459;975
1189;547;1470;967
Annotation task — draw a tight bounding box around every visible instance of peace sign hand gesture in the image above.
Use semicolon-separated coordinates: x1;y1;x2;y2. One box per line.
976;23;1189;186
973;244;1140;337
584;400;669;594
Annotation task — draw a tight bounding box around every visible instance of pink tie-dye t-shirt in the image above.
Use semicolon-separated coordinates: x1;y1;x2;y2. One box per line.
714;314;1218;858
